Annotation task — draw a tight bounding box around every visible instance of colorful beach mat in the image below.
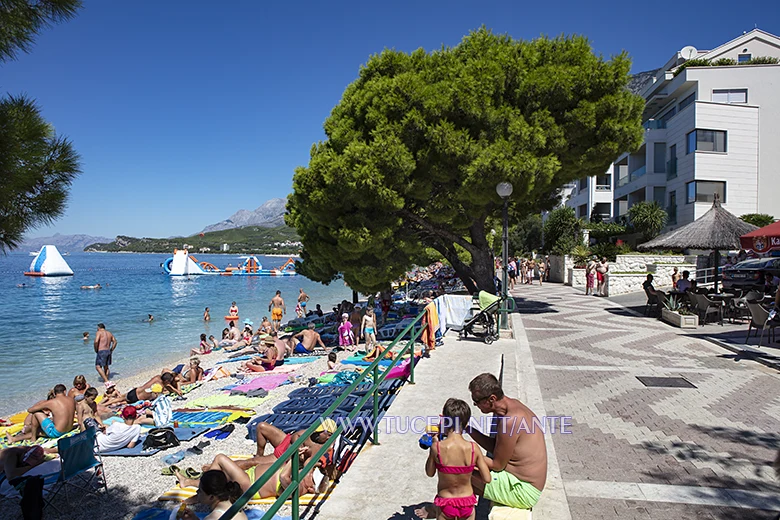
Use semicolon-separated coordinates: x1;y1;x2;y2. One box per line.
170;410;232;427
132;508;290;520
231;374;290;394
159;484;328;506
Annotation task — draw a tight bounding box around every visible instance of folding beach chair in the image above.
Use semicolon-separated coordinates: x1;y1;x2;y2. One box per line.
43;428;107;515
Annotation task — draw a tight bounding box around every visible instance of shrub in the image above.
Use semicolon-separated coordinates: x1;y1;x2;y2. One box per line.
590;242;619;262
741;56;779;65
740;213;775;228
571;245;591;267
628;201;667;241
585;222;627;240
544;207;582;256
673;58;711;76
711;58;736;66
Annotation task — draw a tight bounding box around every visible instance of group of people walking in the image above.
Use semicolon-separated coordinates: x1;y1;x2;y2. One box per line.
504;256;548;290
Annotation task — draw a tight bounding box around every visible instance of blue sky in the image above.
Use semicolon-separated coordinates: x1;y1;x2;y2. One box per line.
3;0;778;239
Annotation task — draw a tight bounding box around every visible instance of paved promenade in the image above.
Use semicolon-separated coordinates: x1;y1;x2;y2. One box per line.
519;283;780;519
313;282;780;519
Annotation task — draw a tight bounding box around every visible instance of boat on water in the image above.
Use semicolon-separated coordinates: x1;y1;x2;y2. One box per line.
29;250;40;257
162;250;297;277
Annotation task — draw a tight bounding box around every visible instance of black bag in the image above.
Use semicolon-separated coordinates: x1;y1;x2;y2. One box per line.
142;427;180;450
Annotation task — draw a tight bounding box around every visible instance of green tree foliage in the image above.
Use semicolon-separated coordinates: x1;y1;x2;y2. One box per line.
288;28;645;293
0;96;81;251
628;201;667;241
543;207;583;256
509;214;543;256
0;0;81;62
740;213;775;228
585;221;626;240
0;0;83;252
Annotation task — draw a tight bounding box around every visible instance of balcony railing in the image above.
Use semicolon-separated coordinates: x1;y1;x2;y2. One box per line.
617;176;629;187
666;158;678;180
595;184;611;191
630;165;646;182
643;119;667;130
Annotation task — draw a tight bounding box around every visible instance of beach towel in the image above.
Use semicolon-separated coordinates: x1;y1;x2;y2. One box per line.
317;373;337;384
282;356;319;364
132;508;290;520
170;411;232;428
231;374;289;394
159;484;328;506
234;365;298;375
185;394;269;410
341;356;393;367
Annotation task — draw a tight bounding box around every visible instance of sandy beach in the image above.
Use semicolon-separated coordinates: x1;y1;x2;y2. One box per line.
3;339;345;519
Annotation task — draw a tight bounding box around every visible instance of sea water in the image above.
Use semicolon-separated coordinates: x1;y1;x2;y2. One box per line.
0;252;352;416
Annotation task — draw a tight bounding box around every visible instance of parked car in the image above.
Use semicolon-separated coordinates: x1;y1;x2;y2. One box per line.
722;258;780;291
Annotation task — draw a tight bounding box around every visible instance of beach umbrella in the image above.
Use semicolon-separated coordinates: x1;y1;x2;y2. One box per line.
637;195;757;292
740;220;780;254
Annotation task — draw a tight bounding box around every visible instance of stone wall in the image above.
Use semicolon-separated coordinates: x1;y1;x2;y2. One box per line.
613;254;697;273
607;273;648;296
567;267;587;287
647;263;697;287
549;255;573;284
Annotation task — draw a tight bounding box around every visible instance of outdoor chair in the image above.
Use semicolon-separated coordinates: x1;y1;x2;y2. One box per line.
43;427;107;516
746;302;778;346
689;293;722;326
644;288;661;316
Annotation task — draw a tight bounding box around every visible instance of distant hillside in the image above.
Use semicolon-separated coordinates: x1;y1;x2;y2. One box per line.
201;198;287;233
19;233;112;252
627;69;659;95
85;225;300;254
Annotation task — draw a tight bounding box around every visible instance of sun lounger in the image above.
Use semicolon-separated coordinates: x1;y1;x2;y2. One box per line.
184;394;268;410
272;395;361;415
247;413;348;437
287;378;402;399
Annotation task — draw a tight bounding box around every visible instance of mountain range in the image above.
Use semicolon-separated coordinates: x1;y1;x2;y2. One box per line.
18;233;112;252
200;198;287;233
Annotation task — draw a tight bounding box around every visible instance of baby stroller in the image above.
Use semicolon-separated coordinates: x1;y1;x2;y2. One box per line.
450;291;504;344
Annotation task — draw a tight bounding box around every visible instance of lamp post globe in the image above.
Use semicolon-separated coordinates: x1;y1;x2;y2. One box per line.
496;182;514;199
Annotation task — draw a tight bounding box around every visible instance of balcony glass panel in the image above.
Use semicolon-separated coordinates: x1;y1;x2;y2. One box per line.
629;165;646;182
643;119;667;130
666;158;677;180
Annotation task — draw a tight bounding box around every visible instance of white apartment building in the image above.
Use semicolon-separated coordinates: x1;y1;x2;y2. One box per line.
566;29;780;229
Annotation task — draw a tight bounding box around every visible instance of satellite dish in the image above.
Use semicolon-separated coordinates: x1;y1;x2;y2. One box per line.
680;46;698;60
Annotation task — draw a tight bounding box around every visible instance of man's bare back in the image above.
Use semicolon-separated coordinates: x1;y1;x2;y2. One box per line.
468;373;547;507
296;329;324;351
94;329;115;352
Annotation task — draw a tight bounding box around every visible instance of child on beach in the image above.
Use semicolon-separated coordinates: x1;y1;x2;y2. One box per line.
338;313;355;352
361;308;377;353
327;352;339;370
416;398;491;520
77;388;105;432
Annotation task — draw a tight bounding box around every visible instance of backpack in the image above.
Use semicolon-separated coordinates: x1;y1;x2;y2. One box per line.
142;427;180;451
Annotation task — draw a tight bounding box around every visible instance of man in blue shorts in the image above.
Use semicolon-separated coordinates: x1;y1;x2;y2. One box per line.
292;323;327;354
6;385;76;443
94;323;118;382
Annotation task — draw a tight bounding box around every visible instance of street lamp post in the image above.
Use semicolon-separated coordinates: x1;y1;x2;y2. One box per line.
496;182;513;330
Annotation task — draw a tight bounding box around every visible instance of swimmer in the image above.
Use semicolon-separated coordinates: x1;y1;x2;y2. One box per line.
81;284;102;290
143;314;155;323
83;331;90;342
16;283;26;288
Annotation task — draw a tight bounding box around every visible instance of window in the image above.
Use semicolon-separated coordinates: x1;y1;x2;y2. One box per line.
686;129;727;154
738;53;752;63
658;107;677;126
667;144;677;179
679;93;695;111
686;181;726;204
668;191;677;224
654;143;666;173
712;89;747;103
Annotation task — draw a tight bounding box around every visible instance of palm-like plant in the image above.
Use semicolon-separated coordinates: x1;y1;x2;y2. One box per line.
0;95;82;251
628;201;667;241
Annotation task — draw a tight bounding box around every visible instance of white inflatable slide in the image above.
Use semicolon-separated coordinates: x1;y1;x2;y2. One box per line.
167;250;207;276
25;245;74;276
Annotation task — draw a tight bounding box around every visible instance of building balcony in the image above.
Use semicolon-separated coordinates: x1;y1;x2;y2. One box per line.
643;119;667;130
595;184;611;191
629;165;646;182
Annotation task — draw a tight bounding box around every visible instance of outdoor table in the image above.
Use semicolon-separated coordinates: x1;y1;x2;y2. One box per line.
710;293;736;323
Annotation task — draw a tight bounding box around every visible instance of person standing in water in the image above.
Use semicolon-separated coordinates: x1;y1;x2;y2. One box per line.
228;302;239;317
298;288;310;314
204;307;211;322
269;291;286;332
94;323;117;382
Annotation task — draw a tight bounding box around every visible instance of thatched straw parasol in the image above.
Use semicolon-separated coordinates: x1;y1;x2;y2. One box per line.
638;195;757;291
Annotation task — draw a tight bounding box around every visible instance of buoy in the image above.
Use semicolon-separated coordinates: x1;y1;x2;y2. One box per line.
225;316;240;321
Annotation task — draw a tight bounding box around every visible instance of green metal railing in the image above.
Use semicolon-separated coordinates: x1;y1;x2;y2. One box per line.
218;308;428;520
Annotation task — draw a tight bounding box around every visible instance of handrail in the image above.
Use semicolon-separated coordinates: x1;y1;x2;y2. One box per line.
218;306;429;520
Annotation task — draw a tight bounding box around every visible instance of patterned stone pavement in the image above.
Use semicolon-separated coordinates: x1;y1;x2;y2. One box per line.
513;283;780;519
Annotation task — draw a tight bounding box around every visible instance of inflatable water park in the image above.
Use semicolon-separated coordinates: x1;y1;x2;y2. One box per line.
24;245;74;277
162;250;297;277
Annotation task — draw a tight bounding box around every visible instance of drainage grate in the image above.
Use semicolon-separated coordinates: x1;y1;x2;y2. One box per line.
636;376;697;389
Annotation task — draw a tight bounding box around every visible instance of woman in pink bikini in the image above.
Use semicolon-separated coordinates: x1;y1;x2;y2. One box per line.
416;398;491;519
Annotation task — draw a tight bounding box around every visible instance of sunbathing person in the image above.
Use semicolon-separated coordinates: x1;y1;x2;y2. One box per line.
260;316;273;334
99;381;126;408
7;384;76;443
237;419;337;468
363;344;393;362
177;470;248;520
240;339;279;372
67;374;91;401
77;388;105;432
191;333;213;356
123;381;164;405
156;371;184;397
0;445;47;484
183;357;204;383
178;451;324;501
292;323;327;354
275;331;294;358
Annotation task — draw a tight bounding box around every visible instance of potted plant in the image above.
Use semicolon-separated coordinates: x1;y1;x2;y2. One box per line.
661;296;698;329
